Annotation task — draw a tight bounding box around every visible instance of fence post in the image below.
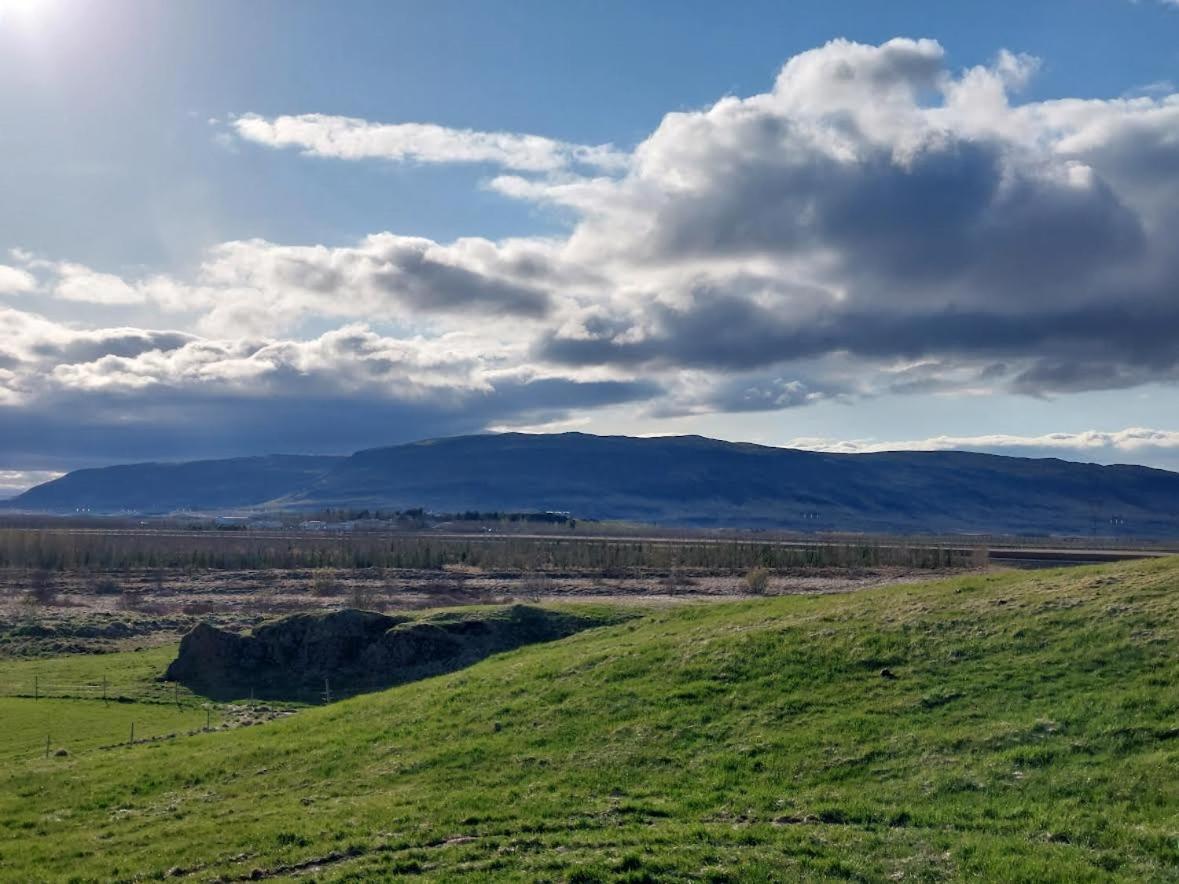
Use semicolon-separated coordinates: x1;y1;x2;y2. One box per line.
323;677;332;704
129;722;134;746
174;683;180;711
45;735;49;759
34;675;38;700
103;676;108;706
206;707;211;731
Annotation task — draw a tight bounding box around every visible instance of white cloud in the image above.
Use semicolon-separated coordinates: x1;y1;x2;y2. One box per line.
231;113;629;173
0;469;64;497
0;264;35;294
53;262;146;305
1125;80;1176;97
34;321;492;397
788;428;1179;456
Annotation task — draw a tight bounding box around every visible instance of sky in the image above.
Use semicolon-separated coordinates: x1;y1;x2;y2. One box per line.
1;0;1178;494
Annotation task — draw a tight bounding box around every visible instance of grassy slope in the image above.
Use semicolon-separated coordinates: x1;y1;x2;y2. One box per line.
3;560;1179;882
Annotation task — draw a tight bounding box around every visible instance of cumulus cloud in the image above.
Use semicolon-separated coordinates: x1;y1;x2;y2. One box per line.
231;113;628;173
195;234;557;332
0;307;193;365
23;234;570;335
53;263;146;305
0;307;658;467
525;38;1179;397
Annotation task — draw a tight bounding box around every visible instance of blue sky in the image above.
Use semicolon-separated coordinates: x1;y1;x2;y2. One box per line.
1;0;1178;491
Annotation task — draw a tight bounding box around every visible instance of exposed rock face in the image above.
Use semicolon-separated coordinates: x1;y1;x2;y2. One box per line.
165;605;611;700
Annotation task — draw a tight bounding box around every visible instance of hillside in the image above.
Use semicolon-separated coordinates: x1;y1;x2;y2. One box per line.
3;558;1179;880
8;432;1179;535
6;454;343;513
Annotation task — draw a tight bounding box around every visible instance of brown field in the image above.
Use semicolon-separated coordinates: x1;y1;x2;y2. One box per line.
0;562;968;658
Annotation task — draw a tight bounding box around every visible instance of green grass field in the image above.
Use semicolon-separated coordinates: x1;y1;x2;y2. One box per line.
0;644;177;699
0;698;221;763
2;559;1179;881
0;647;225;764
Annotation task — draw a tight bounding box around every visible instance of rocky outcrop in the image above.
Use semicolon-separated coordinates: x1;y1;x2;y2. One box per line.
165;605;614;700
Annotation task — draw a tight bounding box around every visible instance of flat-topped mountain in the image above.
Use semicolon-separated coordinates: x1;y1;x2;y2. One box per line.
7;432;1179;536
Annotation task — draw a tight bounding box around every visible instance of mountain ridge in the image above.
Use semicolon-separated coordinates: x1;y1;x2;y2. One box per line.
6;431;1179;536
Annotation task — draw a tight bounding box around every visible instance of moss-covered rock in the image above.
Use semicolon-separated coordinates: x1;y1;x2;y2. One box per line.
165;605;617;700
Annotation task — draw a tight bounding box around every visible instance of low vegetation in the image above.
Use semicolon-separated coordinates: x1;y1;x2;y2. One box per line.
743;566;770;594
1;558;1178;880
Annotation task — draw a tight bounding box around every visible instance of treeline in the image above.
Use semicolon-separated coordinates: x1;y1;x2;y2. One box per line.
284;509;573;525
0;528;973;573
451;512;572;525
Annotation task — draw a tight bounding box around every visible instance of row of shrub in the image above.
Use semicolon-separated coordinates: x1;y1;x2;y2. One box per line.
0;528;975;573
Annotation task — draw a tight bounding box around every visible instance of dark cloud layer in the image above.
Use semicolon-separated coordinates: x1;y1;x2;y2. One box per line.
0;376;659;470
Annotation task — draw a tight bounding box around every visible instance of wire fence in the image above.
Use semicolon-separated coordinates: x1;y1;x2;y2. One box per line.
0;672;414;716
0;687;229;763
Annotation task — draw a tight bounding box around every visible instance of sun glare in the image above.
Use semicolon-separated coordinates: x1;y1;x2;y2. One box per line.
0;0;45;25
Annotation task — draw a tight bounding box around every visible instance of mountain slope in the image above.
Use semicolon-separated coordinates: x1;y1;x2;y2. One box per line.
7;454;343;513
288;433;1179;535
3;559;1179;881
8;432;1179;536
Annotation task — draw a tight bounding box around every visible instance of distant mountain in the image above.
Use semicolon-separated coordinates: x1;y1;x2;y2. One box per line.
6;432;1179;536
7;454;343;513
